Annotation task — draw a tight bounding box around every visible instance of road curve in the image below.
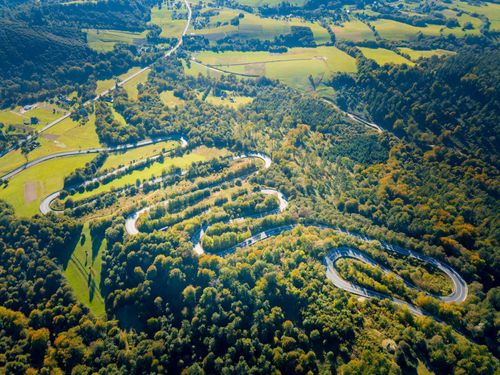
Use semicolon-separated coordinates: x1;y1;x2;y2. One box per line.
38;136;188;214
212;224;467;306
2;135;188;181
124;153;274;236
122;150;467;309
39;145;467;317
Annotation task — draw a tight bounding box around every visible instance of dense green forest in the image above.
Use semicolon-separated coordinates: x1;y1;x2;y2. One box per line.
0;0;499;373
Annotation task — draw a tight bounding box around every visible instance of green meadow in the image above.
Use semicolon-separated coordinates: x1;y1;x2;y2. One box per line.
190;47;357;91
95;66;145;95
149;5;187;39
160;90;186;107
358;47;415;66
331;19;376;41
455;1;500;31
64;223;106;317
85;29;148;52
371;18;479;40
100;140;178;171
203;93;254;109
0;114;101;177
398;48;456;61
122;69;150;101
0;154;95;216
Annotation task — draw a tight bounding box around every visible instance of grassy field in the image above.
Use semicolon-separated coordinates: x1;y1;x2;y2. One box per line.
84;29;148;52
358;47;415;66
28;105;66;125
398;47;455;61
149;5;187;38
0;154;95;216
64;223;106;317
455;1;500;31
191;9;331;44
330;19;376;41
190;47;356;91
0;104;66;129
68;146;226;202
122;69;150;100
0;109;25;125
0;114;101;177
235;0;306;6
100;140;179;171
160;90;186;107
204;93;254;108
371;18;478;40
95;66;144;95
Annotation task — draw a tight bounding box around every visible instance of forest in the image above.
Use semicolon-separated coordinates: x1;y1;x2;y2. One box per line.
0;0;499;373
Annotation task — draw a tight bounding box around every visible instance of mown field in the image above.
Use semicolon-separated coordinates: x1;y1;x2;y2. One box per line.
330;19;376;41
398;47;456;61
0;114;101;176
371;18;480;40
454;0;500;31
84;29;148;52
99;140;178;171
0;104;66;129
122;69;150;101
95;66;145;95
160;90;186;107
203;92;254;109
64;223;107;317
0;154;95;216
358;47;415;66
189;47;357;91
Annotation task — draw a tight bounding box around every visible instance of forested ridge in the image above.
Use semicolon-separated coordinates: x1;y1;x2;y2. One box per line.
0;0;160;107
330;48;500;166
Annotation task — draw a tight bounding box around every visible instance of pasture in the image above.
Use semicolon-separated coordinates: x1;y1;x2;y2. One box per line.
398;48;455;61
455;1;500;31
330;19;376;41
95;66;145;95
64;223;106;317
0;154;95;216
0;104;66;129
0;114;100;177
149;5;187;39
358;47;414;66
100;140;179;171
122;69;150;101
190;47;357;91
84;29;148;52
371;18;478;40
160;90;186;107
204;93;254;108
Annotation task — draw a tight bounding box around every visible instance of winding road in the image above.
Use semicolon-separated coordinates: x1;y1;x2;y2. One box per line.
124;153;273;236
38;135;188;214
19;0;466;319
121;148;467;315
